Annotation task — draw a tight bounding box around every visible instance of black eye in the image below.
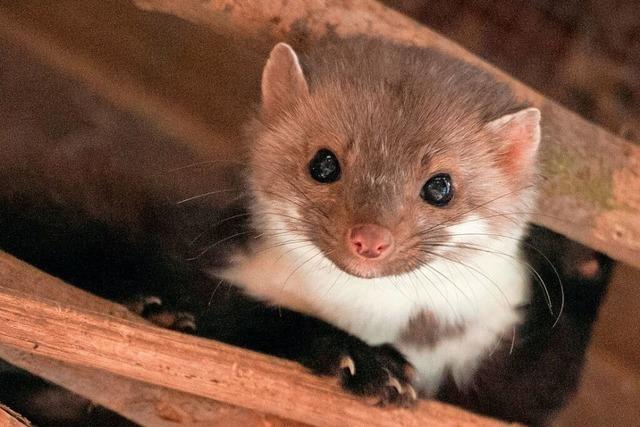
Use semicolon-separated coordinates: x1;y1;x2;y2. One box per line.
309;149;341;183
421;173;454;206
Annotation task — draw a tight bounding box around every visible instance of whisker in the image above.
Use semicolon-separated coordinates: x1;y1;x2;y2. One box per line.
273;240;317;263
207;279;225;307
408;251;475;311
422;246;512;311
280;247;324;293
388;273;414;303
406;253;459;320
423;241;554;318
162;159;246;174
431;231;564;327
176;188;239;205
425;184;534;235
509;324;516;355
189;230;255;260
189;212;253;246
322;268;345;301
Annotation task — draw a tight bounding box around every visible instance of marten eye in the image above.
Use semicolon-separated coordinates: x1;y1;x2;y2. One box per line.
309;149;341;183
421;173;453;206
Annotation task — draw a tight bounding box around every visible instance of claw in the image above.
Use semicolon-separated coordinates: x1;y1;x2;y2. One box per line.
174;313;197;332
127;295;163;315
143;296;163;306
339;356;356;376
364;395;381;406
386;376;403;394
404;384;418;401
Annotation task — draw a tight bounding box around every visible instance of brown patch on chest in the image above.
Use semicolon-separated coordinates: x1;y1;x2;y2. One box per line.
400;310;467;348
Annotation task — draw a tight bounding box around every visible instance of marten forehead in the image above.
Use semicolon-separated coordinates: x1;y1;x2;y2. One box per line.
299;103;482;175
302;83;485;157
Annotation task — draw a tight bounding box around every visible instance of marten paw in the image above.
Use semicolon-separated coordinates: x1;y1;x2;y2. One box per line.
303;338;418;407
126;295;197;333
338;344;418;407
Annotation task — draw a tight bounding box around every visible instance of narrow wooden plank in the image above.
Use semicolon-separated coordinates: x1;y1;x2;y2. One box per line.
0;346;301;427
0;6;235;161
133;0;640;268
0;405;32;427
0;251;506;427
0;252;301;426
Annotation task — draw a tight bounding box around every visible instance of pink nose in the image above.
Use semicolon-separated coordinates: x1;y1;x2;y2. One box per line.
348;224;394;259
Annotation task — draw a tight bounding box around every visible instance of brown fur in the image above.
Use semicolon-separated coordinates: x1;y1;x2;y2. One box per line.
247;37;539;278
400;310;467;348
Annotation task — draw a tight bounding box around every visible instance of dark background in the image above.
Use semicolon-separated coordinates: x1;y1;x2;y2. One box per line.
0;1;638;425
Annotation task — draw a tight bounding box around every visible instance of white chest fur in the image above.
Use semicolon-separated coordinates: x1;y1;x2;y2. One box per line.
214;219;530;394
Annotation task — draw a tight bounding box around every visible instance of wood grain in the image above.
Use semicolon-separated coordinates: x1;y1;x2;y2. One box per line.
0;405;32;427
132;0;640;268
0;252;301;427
0;346;301;427
0;251;506;426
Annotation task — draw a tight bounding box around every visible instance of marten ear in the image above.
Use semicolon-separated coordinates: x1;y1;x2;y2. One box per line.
261;43;309;120
485;107;541;175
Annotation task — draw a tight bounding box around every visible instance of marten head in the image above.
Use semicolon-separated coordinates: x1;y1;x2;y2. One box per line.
247;39;540;279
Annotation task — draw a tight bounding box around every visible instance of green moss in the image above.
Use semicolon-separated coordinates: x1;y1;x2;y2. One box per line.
542;144;614;210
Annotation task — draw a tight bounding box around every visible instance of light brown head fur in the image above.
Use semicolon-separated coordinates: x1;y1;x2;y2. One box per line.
246;37;540;279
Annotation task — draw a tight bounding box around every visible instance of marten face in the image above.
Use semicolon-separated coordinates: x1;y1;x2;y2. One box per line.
248;42;540;279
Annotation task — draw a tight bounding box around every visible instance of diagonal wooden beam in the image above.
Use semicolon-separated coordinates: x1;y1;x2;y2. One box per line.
133;0;640;268
0;405;32;427
0;346;301;427
0;251;506;426
0;251;300;427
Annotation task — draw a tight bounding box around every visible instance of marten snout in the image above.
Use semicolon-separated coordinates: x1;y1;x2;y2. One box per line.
348;224;395;260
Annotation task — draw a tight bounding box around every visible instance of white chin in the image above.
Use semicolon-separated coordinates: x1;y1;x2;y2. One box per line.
334;260;390;279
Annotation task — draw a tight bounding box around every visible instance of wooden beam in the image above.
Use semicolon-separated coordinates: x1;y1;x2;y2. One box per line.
0;346;301;427
0;251;505;426
0;405;31;427
0;6;233;161
0;252;299;426
133;0;640;268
